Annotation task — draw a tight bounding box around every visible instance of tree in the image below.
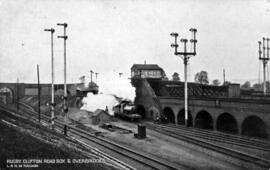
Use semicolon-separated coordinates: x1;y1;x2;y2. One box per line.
252;83;262;91
212;79;221;86
241;81;251;89
172;72;180;81
266;81;270;92
252;81;270;92
79;75;86;83
194;71;209;84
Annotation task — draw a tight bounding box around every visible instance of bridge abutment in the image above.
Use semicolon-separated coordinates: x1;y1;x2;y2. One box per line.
238;123;242;136
173;108;178;124
213;119;217;131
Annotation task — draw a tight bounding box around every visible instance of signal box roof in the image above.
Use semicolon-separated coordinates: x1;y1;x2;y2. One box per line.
131;64;163;71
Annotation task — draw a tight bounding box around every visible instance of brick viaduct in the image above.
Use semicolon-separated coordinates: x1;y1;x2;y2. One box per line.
132;78;270;139
0;83;77;104
1;75;270;139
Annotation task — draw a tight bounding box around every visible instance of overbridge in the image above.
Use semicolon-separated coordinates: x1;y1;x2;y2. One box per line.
131;64;270;139
0;83;77;104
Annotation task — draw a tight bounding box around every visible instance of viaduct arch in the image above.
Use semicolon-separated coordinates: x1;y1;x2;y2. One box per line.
242;115;267;138
0;87;14;104
216;113;238;134
195;110;213;130
178;109;193;126
163;107;175;123
160;98;270;139
130;64;270;139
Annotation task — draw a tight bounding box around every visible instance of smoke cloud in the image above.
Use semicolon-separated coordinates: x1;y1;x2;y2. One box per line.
80;93;118;115
80;72;136;115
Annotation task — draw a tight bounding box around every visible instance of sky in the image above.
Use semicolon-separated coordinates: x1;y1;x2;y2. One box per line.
0;0;270;85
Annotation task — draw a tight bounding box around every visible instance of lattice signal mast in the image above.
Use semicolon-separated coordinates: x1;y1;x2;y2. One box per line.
90;70;94;83
170;28;197;126
258;37;270;95
57;22;68;135
44;28;55;129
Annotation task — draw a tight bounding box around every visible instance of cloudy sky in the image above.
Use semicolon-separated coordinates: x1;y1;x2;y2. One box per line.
0;0;269;85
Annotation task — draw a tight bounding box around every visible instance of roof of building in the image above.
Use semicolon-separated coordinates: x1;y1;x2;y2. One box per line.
131;64;163;71
93;109;110;117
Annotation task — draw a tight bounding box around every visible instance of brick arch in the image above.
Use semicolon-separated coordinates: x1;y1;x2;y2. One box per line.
177;108;193;126
195;110;213;130
242;115;267;138
148;106;160;121
0;87;14;104
163;107;175;123
135;104;146;119
217;112;238;134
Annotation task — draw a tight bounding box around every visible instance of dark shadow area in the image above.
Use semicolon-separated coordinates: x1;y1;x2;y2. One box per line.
163;107;175;123
135;105;146;119
242;116;267;138
0;87;14;104
217;113;238;134
177;109;193;126
195;110;213;129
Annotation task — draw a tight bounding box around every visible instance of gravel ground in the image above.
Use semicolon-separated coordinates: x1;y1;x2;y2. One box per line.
68;107;247;170
0;109;120;170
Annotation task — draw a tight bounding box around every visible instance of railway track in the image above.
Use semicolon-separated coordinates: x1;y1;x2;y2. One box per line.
0;104;187;170
169;123;270;147
153;123;270;151
0;112;127;170
146;123;270;169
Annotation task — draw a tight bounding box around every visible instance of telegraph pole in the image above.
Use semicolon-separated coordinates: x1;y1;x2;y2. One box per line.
223;69;226;85
258;37;270;95
16;78;19;113
44;28;55;129
57;22;68;135
170;28;197;126
37;64;41;122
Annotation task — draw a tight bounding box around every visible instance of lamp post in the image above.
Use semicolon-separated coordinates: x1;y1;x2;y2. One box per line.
44;28;55;129
258;37;270;95
57;22;68;135
170;28;197;126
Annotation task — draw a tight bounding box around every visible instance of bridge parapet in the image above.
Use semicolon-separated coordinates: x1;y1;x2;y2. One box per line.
130;65;270;139
0;82;79;104
147;80;237;98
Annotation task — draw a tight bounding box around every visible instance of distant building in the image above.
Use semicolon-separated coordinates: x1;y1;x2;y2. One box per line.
91;109;111;125
131;64;167;79
76;82;99;97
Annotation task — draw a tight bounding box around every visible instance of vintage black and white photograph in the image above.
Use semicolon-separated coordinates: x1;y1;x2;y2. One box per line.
0;0;270;169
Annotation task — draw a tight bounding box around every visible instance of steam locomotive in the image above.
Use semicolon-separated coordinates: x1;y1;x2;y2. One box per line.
113;100;141;121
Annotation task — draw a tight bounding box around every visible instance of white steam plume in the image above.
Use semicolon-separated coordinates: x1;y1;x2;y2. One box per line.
80;72;136;115
80;93;119;115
